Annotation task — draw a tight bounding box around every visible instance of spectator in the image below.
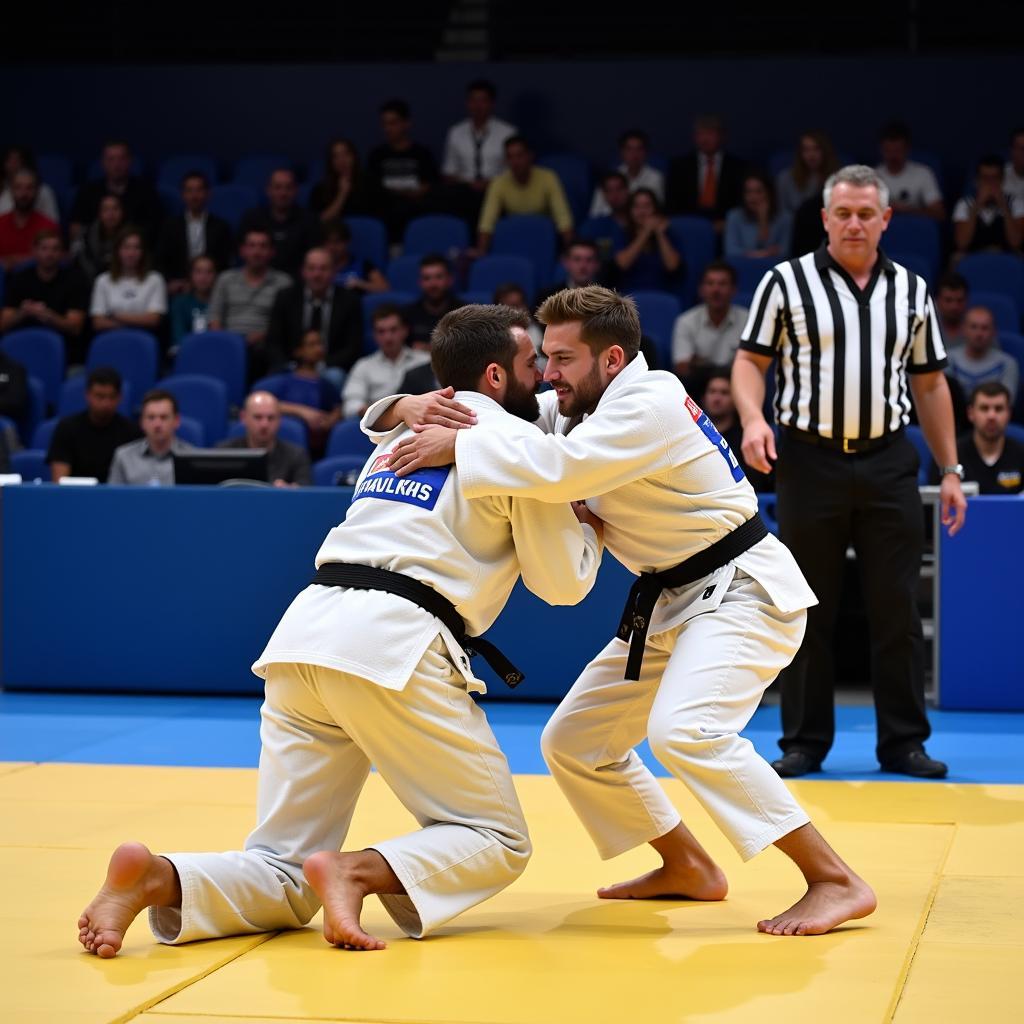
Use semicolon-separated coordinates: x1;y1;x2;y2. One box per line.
69;140;162;243
934;272;969;349
1;229;89;362
77;194;125;282
953;155;1024;256
724;171;792;259
239;168;320;277
155;172;233;293
90;227;167;334
0;145;60;222
672;260;749;380
341;304;429;419
930;382;1023;494
366;99;438;241
1005;128;1024;205
589;129;665;216
0;347;29;423
700;370;771;492
776;131;839;215
46;367;141;482
0;168;59;269
477;136;574;253
790;188;827;257
169;255;218;350
261;329;342;455
580;172;631;259
322;219;389;293
267;246;363;377
309;139;370;223
216;391;311;487
492;282;543;351
611;188;683;291
402;254;464;348
874;121;944;221
107;388;197;485
536;238;611;306
666;114;746;229
208;228;291;380
946;305;1019;402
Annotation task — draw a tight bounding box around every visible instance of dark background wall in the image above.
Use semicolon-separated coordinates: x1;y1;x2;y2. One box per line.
3;57;1014;188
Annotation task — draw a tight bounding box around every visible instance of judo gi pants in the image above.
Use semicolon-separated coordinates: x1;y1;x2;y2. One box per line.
541;571;810;863
149;639;531;944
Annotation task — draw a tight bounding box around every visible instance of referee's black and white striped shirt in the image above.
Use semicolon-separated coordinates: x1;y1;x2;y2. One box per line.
739;244;947;440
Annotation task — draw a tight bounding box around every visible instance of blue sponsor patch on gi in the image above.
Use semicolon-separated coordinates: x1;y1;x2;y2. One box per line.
352;464;450;510
685;395;745;482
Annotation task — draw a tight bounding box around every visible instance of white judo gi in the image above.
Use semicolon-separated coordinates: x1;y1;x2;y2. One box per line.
149;392;602;945
440;355;819;862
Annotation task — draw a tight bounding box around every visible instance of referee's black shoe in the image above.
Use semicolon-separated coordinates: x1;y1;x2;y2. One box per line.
880;750;948;779
771;751;823;777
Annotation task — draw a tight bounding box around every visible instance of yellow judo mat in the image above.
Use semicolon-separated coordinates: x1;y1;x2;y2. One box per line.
2;761;1021;1023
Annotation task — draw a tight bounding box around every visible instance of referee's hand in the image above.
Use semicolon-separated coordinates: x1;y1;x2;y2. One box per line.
741;419;777;475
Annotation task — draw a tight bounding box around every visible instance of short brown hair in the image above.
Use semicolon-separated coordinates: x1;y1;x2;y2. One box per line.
371;302;407;326
431;304;529;392
109;225;150;281
969;381;1011;406
536;285;641;360
140;388;179;414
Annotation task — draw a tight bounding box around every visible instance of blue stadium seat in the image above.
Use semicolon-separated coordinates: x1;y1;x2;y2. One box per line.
20;376;45;447
959;254;1024;316
158;185;184;217
36;155;73;194
157;155;219;191
971;291;1021;334
158;375;229;444
403;215;469;257
32;416;58;452
346;217;389;270
232;155;291;191
209;184;259;229
59;376;133;417
905;424;932;485
174;331;247;407
313;454;367;486
461;291;493;305
327;418;374;458
630;290;682;368
577;215;628;257
671;217;717;305
731;256;779;294
1006;423;1024;445
11;449;49;482
538;154;591;225
87;329;159;403
1;328;65;410
491;216;558;286
228;415;308;450
361;292;417;352
885;215;940;282
385;254;424;294
468;256;535;302
176;415;205;447
998;331;1024;366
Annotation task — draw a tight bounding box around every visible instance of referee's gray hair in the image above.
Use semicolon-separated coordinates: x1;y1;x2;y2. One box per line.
823;164;890;209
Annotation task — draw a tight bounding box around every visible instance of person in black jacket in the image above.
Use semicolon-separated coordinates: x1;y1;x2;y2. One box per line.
0;349;29;424
666;115;746;232
156;172;233;294
266;247;362;375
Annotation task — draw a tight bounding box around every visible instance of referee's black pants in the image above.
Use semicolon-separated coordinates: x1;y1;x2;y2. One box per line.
775;431;930;763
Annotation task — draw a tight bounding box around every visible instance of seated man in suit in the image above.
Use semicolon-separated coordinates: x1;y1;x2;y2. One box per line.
156;171;233;295
666;114;746;233
267;247;363;381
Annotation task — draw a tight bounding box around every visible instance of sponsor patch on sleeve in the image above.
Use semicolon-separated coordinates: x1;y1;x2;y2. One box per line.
684;396;745;482
352;456;451;511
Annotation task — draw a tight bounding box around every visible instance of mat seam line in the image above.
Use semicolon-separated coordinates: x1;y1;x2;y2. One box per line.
885;820;958;1022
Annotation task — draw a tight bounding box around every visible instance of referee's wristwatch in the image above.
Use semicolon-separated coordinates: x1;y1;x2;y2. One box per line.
940;463;964;480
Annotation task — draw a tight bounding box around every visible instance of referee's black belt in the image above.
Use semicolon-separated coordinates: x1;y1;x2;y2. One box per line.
312;562;525;688
784;426;904;455
615;513;769;682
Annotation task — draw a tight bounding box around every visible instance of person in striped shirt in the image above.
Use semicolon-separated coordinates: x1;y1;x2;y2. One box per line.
732;164;966;780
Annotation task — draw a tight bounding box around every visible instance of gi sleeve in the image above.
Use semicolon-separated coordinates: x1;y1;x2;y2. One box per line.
358;393;412;442
738;270;784;355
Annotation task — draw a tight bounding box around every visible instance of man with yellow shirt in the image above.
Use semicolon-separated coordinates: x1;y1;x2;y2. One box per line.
477;137;574;252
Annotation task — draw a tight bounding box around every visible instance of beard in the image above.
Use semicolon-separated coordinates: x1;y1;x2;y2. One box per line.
503;375;541;422
555;360;604;418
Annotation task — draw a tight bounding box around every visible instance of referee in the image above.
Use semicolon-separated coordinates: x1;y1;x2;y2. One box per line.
731;164;967;779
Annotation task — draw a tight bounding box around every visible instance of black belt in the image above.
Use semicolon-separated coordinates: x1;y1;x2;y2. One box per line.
784;426;903;455
616;513;769;681
312;562;525;688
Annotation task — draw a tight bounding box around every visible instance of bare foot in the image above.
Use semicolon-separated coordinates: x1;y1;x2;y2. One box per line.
757;875;877;936
598;859;729;902
78;842;180;958
303;851;388;951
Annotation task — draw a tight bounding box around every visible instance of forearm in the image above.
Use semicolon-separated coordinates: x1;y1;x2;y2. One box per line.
113;311;162;328
50;461;71;482
0;308;23;332
655;234;681;271
910;373;958;466
731;352;769;426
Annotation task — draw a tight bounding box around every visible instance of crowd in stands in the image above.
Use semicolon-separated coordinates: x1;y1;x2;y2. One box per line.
1;82;1023;494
